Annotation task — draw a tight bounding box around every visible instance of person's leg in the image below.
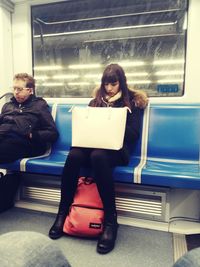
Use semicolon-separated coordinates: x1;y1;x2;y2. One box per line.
49;147;90;239
29;140;47;157
0;137;31;163
90;149;124;254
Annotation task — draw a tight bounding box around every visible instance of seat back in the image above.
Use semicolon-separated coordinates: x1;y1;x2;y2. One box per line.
51;104;73;153
52;104;89;153
147;104;200;161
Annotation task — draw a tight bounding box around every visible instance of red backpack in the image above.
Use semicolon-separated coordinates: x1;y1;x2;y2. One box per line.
63;177;104;237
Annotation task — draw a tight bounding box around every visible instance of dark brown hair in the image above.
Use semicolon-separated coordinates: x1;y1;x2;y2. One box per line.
14;73;35;91
94;64;133;109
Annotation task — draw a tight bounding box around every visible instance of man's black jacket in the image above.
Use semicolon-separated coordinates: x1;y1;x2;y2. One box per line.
0;95;58;144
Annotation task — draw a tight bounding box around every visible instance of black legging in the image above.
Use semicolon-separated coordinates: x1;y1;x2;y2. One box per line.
59;147;125;217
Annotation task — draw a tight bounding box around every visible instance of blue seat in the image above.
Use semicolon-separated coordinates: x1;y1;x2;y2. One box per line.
25;103;74;175
140;104;200;189
1;102;200;190
0;160;22;172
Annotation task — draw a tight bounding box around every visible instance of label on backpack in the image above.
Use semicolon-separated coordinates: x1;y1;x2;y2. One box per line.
89;222;102;229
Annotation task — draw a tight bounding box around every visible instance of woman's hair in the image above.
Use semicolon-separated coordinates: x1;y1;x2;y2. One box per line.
93;63;148;109
94;64;131;108
14;73;35;91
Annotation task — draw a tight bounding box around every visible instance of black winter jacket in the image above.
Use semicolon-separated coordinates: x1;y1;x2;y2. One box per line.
89;95;143;164
0;95;58;145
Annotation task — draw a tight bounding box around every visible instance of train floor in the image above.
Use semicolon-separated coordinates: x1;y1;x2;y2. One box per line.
1;207;198;267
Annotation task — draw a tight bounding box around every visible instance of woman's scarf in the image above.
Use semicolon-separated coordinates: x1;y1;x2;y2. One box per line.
104;91;122;103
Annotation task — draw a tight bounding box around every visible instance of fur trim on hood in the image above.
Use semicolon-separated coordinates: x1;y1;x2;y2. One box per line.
130;88;148;109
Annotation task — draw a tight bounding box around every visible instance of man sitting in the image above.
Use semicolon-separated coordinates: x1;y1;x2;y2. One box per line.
0;73;59;163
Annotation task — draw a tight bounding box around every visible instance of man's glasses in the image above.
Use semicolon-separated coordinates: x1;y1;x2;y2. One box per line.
13;87;30;92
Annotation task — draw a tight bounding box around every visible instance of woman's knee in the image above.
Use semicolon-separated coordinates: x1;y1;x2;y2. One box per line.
90;149;108;165
68;147;85;163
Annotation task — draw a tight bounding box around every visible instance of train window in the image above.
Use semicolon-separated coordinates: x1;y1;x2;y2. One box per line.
31;0;188;98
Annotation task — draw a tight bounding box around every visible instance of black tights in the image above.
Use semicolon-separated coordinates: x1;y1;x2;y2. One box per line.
59;147;125;217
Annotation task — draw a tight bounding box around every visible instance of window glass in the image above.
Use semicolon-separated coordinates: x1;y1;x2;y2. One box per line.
32;0;188;97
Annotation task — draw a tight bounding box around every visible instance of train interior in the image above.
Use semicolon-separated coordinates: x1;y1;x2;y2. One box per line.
0;0;200;266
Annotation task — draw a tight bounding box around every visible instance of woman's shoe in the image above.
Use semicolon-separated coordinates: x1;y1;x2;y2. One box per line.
49;212;67;240
97;220;119;254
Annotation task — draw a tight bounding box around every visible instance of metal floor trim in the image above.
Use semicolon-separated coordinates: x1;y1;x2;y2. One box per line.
173;233;187;263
